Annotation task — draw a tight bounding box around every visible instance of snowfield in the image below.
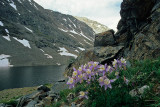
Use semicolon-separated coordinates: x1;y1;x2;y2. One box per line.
0;21;4;26
13;37;31;48
3;34;11;41
58;47;77;58
0;54;13;67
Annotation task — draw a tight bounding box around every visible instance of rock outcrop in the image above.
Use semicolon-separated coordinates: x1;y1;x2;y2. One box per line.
116;0;160;60
65;0;160;76
94;29;115;47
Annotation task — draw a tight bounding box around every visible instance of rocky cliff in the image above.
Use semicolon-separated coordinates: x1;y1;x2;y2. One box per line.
66;0;160;76
0;0;96;66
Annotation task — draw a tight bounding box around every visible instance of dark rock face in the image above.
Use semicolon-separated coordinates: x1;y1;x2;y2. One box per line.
94;29;115;47
117;0;155;36
116;0;160;60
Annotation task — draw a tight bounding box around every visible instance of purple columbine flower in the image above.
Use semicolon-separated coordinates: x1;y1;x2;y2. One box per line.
72;70;78;77
86;69;92;79
82;73;87;80
119;58;127;67
99;65;106;76
106;65;114;73
77;74;83;83
79;91;88;99
103;78;115;90
67;77;75;89
99;76;105;87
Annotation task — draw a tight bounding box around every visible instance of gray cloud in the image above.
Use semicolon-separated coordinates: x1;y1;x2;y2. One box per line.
34;0;123;30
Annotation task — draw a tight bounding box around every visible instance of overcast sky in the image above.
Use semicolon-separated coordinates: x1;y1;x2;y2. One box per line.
34;0;123;30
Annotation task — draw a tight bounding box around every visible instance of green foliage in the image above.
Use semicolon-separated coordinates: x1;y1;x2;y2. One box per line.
56;57;160;107
85;78;135;107
0;97;19;106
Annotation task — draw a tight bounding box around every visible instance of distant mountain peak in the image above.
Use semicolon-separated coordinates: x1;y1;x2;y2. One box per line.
75;16;110;34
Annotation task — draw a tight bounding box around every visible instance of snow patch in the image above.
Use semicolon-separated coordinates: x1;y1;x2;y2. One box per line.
5;29;9;33
34;4;38;10
84;40;92;45
0;21;4;26
40;49;45;53
40;49;53;59
58;47;77;58
79;42;84;46
68;18;76;28
18;0;22;3
2;2;5;5
78;47;85;51
24;26;33;33
56;63;61;66
58;28;68;32
63;18;67;22
9;0;17;11
28;10;32;12
75;50;79;53
44;54;53;59
80;32;92;41
97;25;101;28
13;37;31;48
3;34;11;41
69;34;76;38
0;54;13;67
69;30;79;35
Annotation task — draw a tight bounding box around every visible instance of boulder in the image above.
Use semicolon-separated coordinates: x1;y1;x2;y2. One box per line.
94;29;115;47
129;85;150;97
25;101;37;107
42;96;53;106
37;85;50;92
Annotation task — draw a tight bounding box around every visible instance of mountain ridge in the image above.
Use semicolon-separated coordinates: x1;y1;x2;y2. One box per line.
0;0;96;66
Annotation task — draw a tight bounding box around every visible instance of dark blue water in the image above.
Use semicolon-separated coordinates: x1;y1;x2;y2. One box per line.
0;65;66;91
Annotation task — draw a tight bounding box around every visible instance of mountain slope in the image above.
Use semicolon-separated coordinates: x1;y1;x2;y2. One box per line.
0;0;95;66
75;16;110;34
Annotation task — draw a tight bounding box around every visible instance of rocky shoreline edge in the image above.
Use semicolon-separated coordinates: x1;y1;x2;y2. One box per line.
0;79;67;107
